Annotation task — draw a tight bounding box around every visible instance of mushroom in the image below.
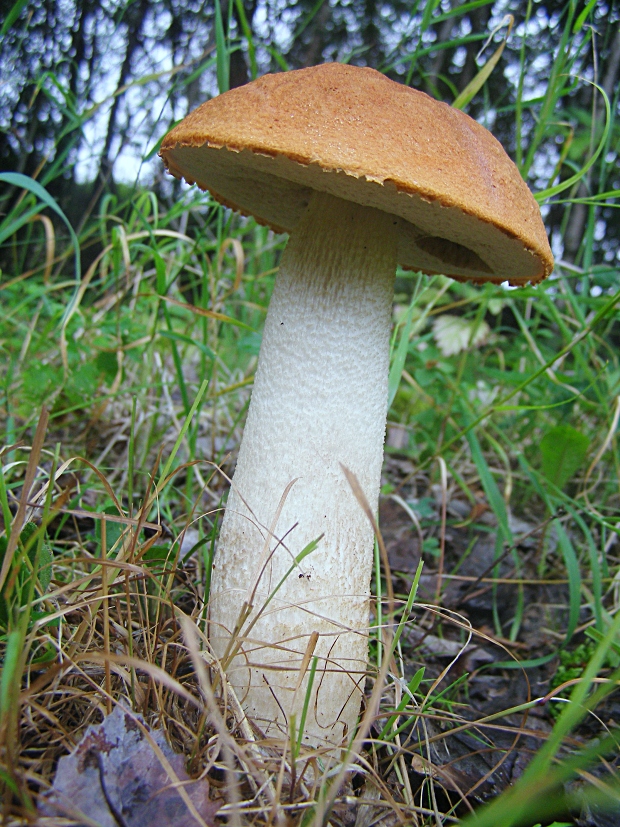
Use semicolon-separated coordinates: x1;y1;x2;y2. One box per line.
160;63;553;749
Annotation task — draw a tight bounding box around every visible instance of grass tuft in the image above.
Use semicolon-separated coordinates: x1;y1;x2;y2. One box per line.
2;0;620;823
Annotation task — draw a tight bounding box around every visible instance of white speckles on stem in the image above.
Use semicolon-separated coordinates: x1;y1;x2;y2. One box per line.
209;191;397;749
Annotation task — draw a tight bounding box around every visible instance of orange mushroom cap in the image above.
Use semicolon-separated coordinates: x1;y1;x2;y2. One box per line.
160;63;553;286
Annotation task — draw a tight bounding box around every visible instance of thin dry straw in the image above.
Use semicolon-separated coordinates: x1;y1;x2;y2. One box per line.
0;408;48;594
179;614;244;827
101;519;112;715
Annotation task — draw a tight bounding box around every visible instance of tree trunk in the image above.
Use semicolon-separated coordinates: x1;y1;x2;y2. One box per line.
94;0;150;190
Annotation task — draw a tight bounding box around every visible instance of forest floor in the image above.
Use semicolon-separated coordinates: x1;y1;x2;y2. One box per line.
3;410;619;827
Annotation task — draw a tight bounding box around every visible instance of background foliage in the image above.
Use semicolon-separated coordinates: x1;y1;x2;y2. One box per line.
1;0;619;265
1;0;620;825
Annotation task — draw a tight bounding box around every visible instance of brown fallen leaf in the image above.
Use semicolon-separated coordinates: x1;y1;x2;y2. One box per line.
39;704;220;826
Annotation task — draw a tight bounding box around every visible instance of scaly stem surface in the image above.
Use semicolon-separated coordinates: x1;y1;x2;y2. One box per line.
209;190;397;748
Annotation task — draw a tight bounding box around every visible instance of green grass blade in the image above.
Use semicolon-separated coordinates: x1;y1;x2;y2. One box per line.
215;0;230;94
453;16;512;110
379;666;424;740
158;379;209;485
553;520;581;647
0;0;28;36
569;508;603;632
573;0;598;32
234;0;257;80
465;426;512;544
432;284;620;466
0;631;22;721
389;559;423;659
536;82;611;201
461;611;620;826
295;655;318;754
388;302;414;409
0;172;81;283
0;204;44;246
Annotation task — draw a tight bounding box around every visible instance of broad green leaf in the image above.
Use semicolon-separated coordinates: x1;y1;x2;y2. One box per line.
540;425;590;490
95;507;126;556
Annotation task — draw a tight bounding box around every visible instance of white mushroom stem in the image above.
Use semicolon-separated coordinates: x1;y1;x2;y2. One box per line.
209;190;397;749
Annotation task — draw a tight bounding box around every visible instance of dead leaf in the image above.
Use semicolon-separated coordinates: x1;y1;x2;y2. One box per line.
39;704;220;826
432;314;490;357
